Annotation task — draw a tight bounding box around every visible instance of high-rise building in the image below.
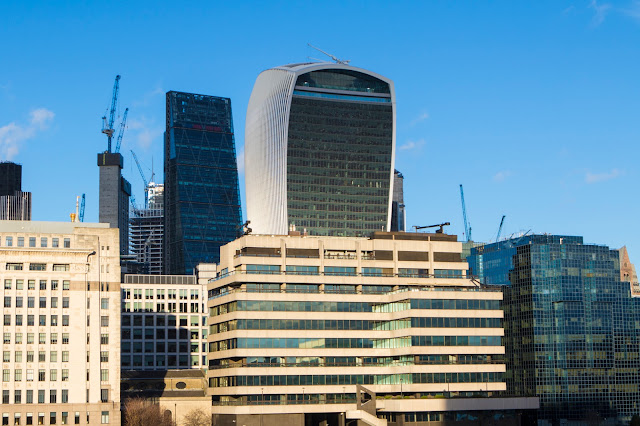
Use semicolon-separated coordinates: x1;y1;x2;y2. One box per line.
619;246;639;295
97;152;131;255
468;235;640;424
120;264;215;370
0;162;31;221
390;169;406;232
164;91;242;275
245;62;396;237
0;221;122;425
129;182;164;274
207;232;538;426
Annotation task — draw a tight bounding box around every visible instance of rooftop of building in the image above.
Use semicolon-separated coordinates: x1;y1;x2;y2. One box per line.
0;220;110;233
240;231;458;242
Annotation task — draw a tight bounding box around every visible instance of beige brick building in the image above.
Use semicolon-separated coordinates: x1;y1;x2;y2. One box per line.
0;221;121;425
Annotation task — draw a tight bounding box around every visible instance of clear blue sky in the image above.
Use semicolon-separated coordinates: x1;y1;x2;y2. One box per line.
1;1;639;263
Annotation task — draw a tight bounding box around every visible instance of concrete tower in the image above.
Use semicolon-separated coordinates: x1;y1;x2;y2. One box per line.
97;152;131;255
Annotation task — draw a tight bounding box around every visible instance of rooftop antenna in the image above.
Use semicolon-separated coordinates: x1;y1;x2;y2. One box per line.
307;43;350;65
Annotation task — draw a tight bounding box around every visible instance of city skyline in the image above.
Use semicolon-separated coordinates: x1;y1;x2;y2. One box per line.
1;1;639;262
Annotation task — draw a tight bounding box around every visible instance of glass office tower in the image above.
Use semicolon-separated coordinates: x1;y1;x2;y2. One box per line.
468;235;640;424
245;63;395;237
164;91;242;275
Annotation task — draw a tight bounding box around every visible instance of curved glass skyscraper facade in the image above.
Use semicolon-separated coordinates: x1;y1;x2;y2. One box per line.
245;63;395;237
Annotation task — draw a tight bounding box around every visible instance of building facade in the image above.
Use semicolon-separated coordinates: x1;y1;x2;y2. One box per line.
164;91;243;275
245;62;396;237
207;232;538;426
390;170;406;232
129;183;164;274
97;152;131;255
120;264;215;371
0;162;32;221
0;221;121;425
468;235;640;424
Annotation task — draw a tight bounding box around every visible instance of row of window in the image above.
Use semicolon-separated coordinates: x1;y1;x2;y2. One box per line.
2;280;70;290
3;314;72;327
2;369;70;382
1;236;70;249
210;298;501;316
122;341;203;353
210;336;502;351
122;314;207;327
121;354;203;368
122;328;205;341
121;302;201;313
2;350;81;363
210;371;505;387
2;332;70;345
1;410;110;425
244;264;464;277
122;288;199;300
209;317;503;333
3;296;70;309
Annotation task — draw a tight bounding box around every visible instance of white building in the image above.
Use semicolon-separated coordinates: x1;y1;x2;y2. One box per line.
207;231;538;426
0;221;121;425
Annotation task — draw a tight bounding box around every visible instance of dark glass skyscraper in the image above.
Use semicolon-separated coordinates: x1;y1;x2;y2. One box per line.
164;91;242;275
468;235;640;424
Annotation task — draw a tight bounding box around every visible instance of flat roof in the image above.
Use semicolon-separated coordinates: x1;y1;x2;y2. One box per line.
0;220;110;234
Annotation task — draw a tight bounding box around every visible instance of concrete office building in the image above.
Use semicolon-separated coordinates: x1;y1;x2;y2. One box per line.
120;264;215;370
0;162;31;221
98;152;131;255
129;182;164;274
0;221;121;425
164;91;242;275
469;235;640;424
207;232;538;426
245;62;396;237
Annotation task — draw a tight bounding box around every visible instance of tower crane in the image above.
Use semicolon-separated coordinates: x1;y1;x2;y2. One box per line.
101;75;121;153
114;108;128;154
413;222;451;234
496;215;506;242
459;184;472;241
130;150;149;209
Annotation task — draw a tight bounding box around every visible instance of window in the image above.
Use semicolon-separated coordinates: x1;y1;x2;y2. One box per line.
62;297;69;308
15;390;21;404
27;351;34;362
17;237;24;247
100;412;109;424
3;333;10;344
28;297;34;308
61;390;68;403
39;297;46;308
4;279;10;289
62;315;69;326
30;263;46;271
3;369;10;382
101;334;109;345
100;351;109;362
15;352;22;362
62;369;69;381
39;315;46;326
63;280;70;290
50;351;57;362
16;279;23;289
50;370;57;381
53;264;69;272
63;238;70;248
38;369;45;381
50;389;57;403
52;238;59;247
28;237;36;247
50;333;58;344
74;413;79;425
14;333;21;344
2;390;9;404
62;333;69;344
39;333;46;344
51;280;58;290
26;370;33;382
38;390;45;404
61;413;68;425
38;414;44;426
27;333;34;344
51;315;58;326
101;316;109;327
26;390;33;404
28;280;35;290
100;390;109;403
26;414;32;425
4;297;11;308
3;315;10;326
62;351;69;362
16;297;23;308
38;351;45;362
6;262;23;270
14;369;22;381
100;369;108;382
5;236;12;246
49;413;56;425
2;351;9;362
27;315;34;326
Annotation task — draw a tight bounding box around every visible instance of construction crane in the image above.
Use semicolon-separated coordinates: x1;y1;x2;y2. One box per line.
307;43;351;65
413;222;451;234
130;150;149;209
101;75;121;153
130;194;140;213
459;184;472;242
79;194;86;222
496;215;506;242
114;108;128;154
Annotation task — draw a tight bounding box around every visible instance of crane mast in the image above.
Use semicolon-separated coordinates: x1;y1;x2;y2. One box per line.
459;184;472;241
114;108;128;154
101;75;121;153
130;150;149;209
496;215;506;242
